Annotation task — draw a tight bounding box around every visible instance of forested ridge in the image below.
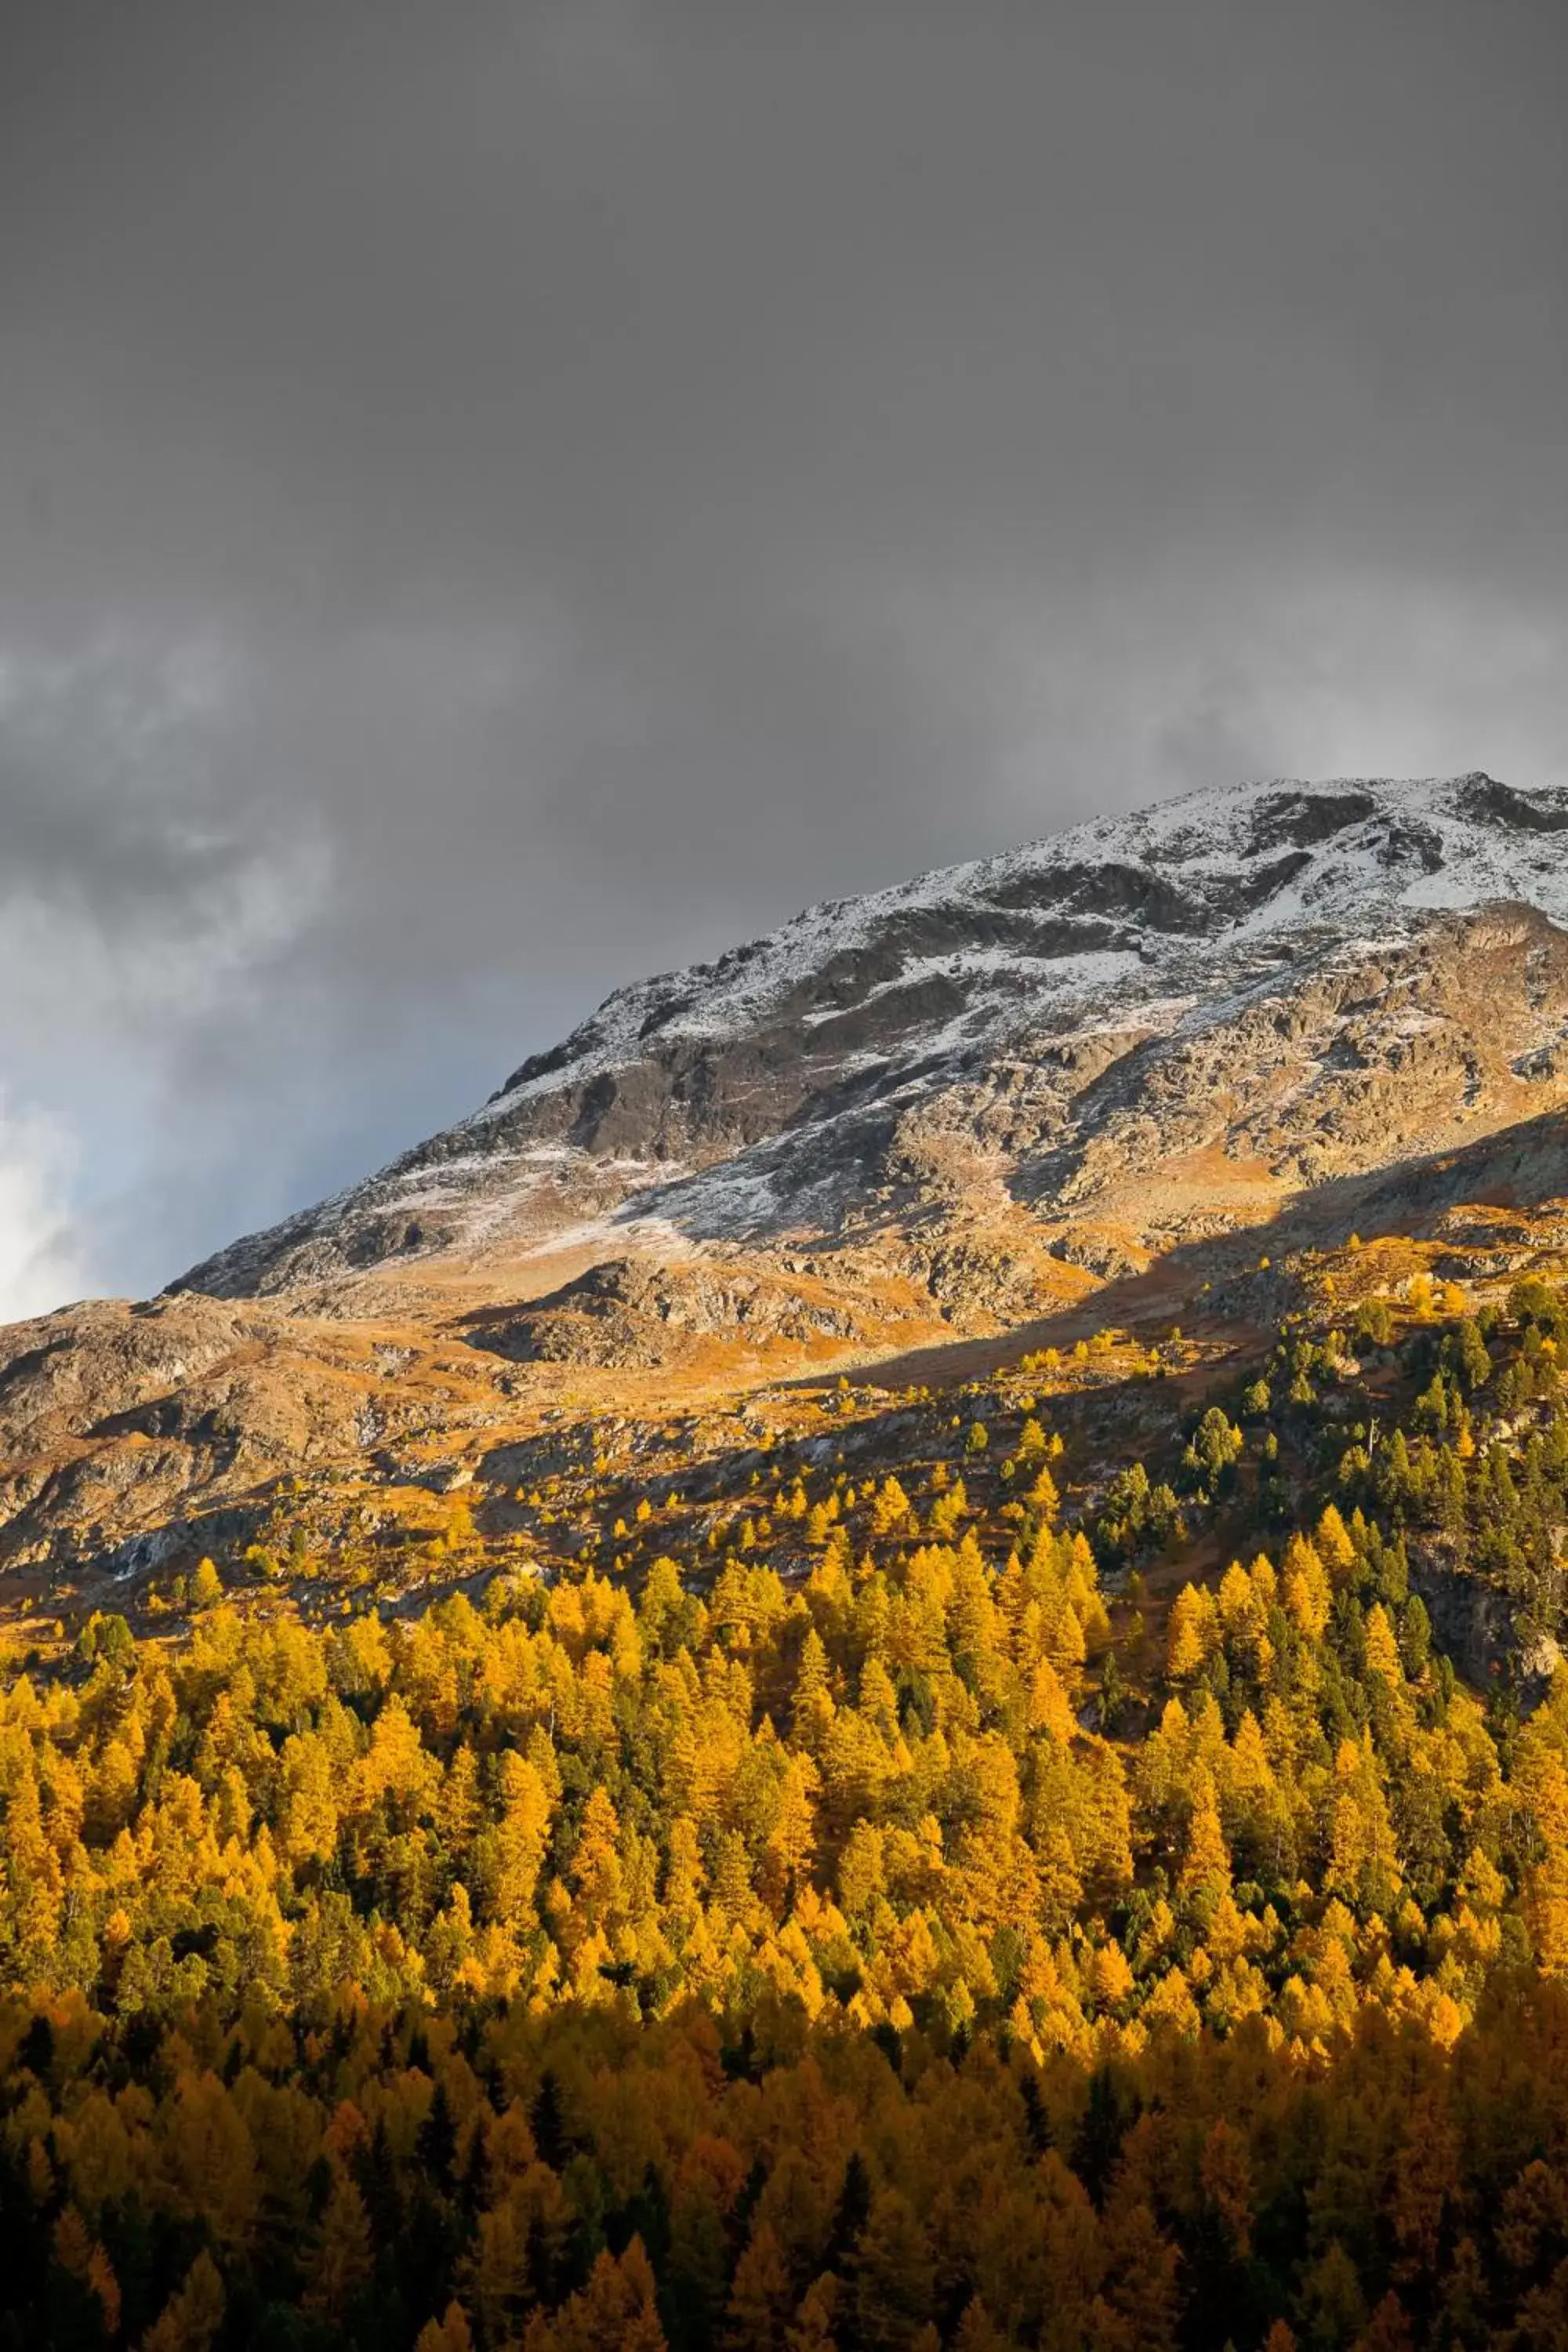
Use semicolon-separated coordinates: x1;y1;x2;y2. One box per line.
9;1272;1568;2346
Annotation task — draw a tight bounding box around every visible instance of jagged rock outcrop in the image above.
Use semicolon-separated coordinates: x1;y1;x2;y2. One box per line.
463;1258;868;1372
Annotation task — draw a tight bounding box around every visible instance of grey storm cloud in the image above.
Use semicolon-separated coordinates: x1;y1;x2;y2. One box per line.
0;0;1565;1303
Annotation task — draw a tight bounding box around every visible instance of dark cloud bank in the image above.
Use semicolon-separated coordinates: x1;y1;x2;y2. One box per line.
0;0;1565;1306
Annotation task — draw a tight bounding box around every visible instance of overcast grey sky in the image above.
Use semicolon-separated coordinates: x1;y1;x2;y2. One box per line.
2;0;1565;1310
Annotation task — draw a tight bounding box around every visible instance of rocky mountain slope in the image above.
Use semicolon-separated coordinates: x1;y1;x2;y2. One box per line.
7;770;1568;1588
176;772;1568;1307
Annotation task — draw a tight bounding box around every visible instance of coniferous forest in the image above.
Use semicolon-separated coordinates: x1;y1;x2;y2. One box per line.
9;1274;1568;2347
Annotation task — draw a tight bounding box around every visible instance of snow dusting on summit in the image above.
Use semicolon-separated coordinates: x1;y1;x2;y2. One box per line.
470;774;1568;1125
174;774;1568;1296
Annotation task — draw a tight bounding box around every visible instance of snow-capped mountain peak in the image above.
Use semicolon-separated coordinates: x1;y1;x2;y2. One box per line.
175;773;1568;1300
470;773;1568;1116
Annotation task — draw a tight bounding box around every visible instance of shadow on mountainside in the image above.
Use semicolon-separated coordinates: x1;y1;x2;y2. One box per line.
16;1104;1566;1601
843;1104;1568;1392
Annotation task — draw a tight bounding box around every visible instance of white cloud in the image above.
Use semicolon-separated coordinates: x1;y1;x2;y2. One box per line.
0;1101;89;1324
0;630;336;1307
